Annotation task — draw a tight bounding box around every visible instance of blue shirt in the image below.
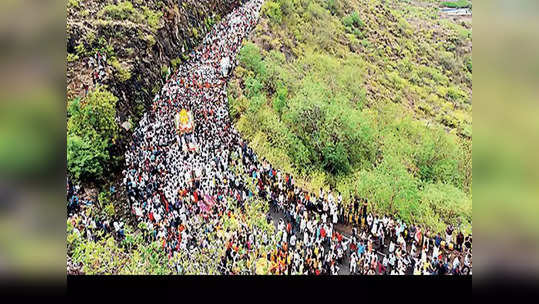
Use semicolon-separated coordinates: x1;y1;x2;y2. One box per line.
358;244;365;255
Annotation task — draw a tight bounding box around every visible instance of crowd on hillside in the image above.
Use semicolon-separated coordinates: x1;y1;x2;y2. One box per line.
67;0;472;275
67;179;127;245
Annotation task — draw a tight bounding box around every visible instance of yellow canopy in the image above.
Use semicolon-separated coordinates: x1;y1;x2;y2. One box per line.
179;109;189;125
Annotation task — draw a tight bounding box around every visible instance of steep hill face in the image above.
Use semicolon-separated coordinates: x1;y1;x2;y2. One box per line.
67;0;246;123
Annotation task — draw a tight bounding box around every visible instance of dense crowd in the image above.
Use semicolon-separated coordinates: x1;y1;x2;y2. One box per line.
67;0;472;275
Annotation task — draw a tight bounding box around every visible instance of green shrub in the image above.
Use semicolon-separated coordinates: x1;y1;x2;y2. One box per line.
192;28;199;39
143;7;163;32
465;56;472;73
144;34;156;47
441;1;472;9
238;42;266;78
263;1;283;24
67;131;109;181
68;0;80;9
272;83;288;117
67;87;118;181
171;58;182;70
110;58;131;82
98;2;136;20
75;43;86;57
67;53;79;63
342;12;364;29
446;85;468;103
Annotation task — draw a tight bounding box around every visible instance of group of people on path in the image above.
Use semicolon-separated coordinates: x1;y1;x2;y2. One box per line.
67;0;472;275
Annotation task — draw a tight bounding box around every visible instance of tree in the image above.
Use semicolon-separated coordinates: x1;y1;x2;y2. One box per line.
67;131;109;181
238;42;266;78
67;86;118;181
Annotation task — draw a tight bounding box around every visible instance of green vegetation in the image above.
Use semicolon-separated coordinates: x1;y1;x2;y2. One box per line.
228;0;472;233
67;53;79;63
67;219;175;274
68;0;80;9
441;1;472;9
74;43;86;57
110;57;132;82
67;87;119;181
204;16;217;31
98;2;137;20
67;197;276;274
342;11;365;38
171;58;182;70
263;1;283;24
97;2;163;33
192;27;200;39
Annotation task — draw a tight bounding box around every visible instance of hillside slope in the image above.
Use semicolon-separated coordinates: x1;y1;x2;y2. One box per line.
228;0;472;232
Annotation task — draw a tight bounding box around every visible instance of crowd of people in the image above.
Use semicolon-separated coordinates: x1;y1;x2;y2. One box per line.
67;178;127;246
89;52;107;86
67;0;472;275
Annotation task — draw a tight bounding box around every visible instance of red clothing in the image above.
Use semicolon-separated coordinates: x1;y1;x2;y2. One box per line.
160;192;169;213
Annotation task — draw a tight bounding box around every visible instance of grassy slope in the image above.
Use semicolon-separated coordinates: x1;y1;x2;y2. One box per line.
228;0;472;233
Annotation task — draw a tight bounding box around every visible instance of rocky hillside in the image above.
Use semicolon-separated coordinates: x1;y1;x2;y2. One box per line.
227;0;472;232
67;0;246;122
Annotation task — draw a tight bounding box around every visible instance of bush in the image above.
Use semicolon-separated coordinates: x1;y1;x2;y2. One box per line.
67;132;109;181
441;1;472;9
98;2;136;20
263;1;283;24
67;53;79;63
322;142;351;175
171;58;182;70
283;87;376;176
143;7;163;32
342;12;365;38
465;56;472;73
110;58;131;82
272;83;287;117
244;77;263;98
68;0;80;9
67;87;118;181
238;42;266;78
342;12;364;29
98;2;162;33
